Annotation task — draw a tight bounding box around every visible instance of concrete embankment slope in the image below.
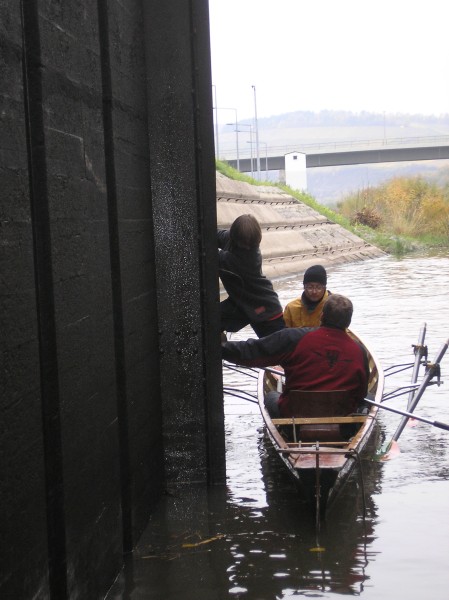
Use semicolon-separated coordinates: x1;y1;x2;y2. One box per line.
216;172;385;280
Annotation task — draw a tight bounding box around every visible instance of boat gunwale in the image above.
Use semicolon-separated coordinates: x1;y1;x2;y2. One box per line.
257;329;384;477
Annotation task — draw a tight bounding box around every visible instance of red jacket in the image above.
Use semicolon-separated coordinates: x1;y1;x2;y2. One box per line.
222;326;369;416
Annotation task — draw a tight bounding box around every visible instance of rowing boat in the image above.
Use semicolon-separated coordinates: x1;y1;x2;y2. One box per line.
257;330;384;517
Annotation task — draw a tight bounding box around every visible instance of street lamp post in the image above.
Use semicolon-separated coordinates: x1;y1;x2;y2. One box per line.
213;103;239;166
234;120;240;172
240;124;254;178
249;129;254;179
212;84;219;158
222;108;239;171
252;85;261;180
249;140;268;180
225;123;240;172
259;141;268;179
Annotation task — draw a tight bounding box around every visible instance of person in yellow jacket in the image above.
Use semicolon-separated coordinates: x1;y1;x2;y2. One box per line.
283;264;330;328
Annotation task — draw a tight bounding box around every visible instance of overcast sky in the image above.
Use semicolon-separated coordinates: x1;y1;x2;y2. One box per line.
208;0;449;123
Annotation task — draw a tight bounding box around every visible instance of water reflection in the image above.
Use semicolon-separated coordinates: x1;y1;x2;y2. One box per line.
108;253;449;600
109;456;383;599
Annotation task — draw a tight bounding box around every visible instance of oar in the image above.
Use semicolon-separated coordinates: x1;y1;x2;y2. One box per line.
363;397;449;432
222;362;259;379
222;387;258;404
265;366;284;377
370;337;449;459
407;323;427;411
389;338;448;444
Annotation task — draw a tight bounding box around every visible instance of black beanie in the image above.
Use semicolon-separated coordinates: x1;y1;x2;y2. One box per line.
303;265;327;286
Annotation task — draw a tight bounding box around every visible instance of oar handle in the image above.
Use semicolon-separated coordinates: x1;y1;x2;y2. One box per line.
434;421;449;432
265;366;284;377
365;397;449;431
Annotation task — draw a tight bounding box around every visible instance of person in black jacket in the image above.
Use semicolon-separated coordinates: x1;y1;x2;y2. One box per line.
218;214;285;338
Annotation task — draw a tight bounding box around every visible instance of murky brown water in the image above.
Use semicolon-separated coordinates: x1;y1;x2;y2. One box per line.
108;252;449;600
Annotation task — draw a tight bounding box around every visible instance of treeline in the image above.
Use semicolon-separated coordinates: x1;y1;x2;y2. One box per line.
258;110;449;129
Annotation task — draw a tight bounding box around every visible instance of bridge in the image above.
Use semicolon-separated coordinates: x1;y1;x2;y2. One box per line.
224;135;449;173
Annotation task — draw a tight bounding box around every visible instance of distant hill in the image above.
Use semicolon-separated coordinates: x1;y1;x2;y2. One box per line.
218;110;449;154
256;110;449;129
217;110;449;206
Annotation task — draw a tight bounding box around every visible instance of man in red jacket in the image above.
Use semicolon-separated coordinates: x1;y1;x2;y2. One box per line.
221;294;369;418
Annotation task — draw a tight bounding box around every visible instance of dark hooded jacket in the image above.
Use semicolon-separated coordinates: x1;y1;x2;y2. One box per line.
218;229;283;323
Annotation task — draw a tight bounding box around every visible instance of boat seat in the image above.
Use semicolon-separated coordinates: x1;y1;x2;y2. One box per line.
288;389;356;417
285;389;360;442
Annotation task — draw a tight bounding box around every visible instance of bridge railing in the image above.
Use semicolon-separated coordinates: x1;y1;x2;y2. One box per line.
219;134;449;161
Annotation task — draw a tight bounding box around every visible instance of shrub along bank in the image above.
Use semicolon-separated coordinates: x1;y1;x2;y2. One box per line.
336;176;449;253
217;161;449;256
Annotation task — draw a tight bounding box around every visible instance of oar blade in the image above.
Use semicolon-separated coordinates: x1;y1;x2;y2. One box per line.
374;438;401;461
379;440;401;461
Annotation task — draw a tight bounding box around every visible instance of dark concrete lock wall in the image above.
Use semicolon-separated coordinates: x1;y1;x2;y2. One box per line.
0;1;224;598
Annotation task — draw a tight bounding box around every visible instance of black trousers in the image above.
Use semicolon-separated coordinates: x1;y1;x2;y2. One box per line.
264;390;281;418
220;298;285;339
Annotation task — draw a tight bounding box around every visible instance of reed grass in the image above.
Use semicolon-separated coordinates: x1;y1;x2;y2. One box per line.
337;176;449;251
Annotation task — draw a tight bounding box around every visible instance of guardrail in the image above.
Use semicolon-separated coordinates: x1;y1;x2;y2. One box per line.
219;135;449;161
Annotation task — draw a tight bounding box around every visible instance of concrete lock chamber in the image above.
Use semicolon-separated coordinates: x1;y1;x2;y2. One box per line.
1;1;224;598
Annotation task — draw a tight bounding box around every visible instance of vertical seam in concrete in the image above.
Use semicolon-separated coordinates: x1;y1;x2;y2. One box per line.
96;0;133;554
188;0;226;485
20;1;68;597
188;0;213;481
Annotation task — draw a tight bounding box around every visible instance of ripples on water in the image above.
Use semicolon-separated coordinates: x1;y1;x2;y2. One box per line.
221;254;449;600
110;254;449;600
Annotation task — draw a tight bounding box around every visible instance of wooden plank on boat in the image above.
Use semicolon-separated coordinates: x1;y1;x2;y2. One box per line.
271;416;369;425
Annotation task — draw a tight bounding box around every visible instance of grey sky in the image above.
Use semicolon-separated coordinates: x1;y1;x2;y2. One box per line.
208;0;449;122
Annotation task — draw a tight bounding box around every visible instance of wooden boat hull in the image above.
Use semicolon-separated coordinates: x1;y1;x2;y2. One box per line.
257;330;384;515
